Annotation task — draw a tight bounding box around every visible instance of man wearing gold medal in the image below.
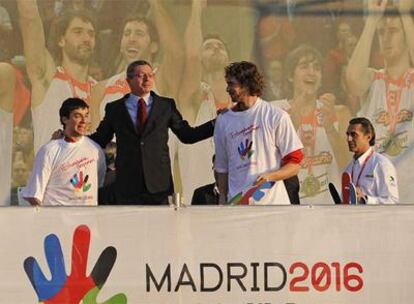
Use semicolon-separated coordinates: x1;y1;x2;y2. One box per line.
346;0;414;203
344;117;398;204
272;45;351;204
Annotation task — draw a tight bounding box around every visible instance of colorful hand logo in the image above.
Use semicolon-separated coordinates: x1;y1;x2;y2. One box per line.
237;138;254;160
230;181;275;205
23;225;127;303
70;171;91;192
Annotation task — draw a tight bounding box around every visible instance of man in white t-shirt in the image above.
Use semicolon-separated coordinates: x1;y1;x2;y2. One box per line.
344;117;398;204
214;61;304;205
23;98;106;206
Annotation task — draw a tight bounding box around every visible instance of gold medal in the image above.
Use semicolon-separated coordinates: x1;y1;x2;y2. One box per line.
302;175;320;197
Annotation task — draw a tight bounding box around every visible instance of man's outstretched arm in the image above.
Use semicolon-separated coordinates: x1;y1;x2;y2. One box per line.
17;0;56;107
346;0;386;99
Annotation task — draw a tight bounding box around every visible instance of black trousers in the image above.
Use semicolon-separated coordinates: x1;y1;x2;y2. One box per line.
284;175;300;205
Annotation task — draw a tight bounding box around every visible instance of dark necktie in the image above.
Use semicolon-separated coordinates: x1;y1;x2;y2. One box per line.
137;98;148;133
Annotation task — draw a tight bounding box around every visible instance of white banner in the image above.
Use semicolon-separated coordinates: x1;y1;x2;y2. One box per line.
1;205;414;303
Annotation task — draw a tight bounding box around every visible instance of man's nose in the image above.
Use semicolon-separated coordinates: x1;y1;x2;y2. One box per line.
307;66;317;75
128;33;138;42
82;36;92;45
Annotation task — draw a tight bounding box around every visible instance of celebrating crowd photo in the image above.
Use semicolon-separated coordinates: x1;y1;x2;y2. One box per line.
0;0;412;206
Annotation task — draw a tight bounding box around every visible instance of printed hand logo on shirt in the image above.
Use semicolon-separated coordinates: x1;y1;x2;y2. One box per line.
238;138;254;160
229;181;275;205
70;170;91;192
23;225;127;303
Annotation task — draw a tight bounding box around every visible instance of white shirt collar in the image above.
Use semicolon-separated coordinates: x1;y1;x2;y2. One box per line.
355;147;373;165
130;93;151;106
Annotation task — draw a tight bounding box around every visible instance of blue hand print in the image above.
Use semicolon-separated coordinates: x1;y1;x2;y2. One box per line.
238;138;254;160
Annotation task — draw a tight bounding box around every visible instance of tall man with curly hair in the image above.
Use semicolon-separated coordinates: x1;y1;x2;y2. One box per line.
214;61;304;205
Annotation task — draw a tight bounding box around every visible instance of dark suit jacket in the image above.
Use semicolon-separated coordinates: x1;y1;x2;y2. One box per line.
90;91;214;203
191;183;219;205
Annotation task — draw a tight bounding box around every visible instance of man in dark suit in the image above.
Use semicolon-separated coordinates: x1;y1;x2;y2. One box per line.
191;183;219;205
90;60;214;205
191;155;219;205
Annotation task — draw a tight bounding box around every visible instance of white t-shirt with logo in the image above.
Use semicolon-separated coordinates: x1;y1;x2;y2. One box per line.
22;137;106;206
214;98;303;205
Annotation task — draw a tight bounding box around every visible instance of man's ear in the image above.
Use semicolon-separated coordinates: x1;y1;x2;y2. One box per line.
365;132;372;144
58;37;65;48
61;116;68;126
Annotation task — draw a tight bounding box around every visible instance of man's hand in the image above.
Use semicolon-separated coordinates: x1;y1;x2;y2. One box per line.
367;0;388;21
254;173;272;186
25;197;41;207
355;186;367;204
24;225;127;303
318;93;337;128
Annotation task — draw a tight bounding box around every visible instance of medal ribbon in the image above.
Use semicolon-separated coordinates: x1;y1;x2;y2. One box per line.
384;70;408;134
55;67;94;104
298;109;318;176
351;149;374;187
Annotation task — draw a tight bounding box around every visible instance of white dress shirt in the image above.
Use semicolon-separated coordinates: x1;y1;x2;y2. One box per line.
344;147;399;204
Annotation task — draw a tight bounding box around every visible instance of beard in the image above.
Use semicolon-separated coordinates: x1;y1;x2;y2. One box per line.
64;43;93;65
203;54;228;72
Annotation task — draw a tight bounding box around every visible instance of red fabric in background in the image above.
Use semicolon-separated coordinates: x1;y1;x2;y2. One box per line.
13;67;30;126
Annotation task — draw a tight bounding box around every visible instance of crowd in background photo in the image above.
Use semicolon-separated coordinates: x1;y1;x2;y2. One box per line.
0;0;412;205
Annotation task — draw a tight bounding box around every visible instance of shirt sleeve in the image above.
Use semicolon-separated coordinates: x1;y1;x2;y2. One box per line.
89;103;115;148
274;111;303;158
282;149;304;165
213;115;228;173
21;146;53;203
366;158;399;205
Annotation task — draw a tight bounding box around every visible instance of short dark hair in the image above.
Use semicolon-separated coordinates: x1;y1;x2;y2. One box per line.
224;61;265;96
105;16;159;77
59;98;89;127
126;60;152;79
48;9;97;63
349;117;376;146
285;44;322;80
120;15;159;47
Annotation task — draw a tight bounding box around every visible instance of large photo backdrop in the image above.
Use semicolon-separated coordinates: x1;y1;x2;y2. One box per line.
0;0;413;205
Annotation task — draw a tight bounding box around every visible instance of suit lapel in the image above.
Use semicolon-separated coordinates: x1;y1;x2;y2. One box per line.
120;94;138;134
142;91;162;136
